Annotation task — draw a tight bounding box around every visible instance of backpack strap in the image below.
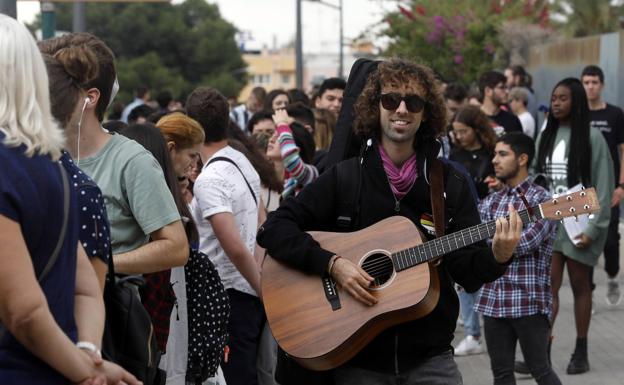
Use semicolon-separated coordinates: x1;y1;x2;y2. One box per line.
207;156;258;206
335;157;361;230
430;158;445;238
429;158;445;266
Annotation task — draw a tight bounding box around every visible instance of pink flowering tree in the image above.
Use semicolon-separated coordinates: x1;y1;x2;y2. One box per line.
382;0;551;84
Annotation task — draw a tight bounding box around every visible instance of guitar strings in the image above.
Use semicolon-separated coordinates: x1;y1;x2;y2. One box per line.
355;210;532;275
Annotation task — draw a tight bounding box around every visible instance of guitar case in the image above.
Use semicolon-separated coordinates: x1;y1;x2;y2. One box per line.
315;58;380;174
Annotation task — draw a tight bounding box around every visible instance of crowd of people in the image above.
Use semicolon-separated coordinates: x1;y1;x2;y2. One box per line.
1;11;623;385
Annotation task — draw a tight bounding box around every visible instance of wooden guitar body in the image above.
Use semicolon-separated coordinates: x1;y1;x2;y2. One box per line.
261;216;440;371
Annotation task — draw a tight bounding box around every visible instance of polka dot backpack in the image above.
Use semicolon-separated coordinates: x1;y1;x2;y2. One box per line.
185;247;230;383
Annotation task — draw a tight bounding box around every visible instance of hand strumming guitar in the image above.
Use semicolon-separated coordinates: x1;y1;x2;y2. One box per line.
329;256;378;306
491;203;523;264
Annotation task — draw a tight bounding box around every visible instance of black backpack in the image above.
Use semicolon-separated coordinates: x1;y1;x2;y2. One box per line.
185;248;230;384
101;252;165;385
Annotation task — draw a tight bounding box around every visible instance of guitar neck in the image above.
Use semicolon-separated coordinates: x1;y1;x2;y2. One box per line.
392;206;542;271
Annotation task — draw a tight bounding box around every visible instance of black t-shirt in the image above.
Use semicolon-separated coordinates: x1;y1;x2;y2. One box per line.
449;147;494;200
487;109;523;135
589;103;624;184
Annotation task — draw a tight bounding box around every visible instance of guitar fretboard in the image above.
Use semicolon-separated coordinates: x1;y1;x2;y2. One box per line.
392;207;541;271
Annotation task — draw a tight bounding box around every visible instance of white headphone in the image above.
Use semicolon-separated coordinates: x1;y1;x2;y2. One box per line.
76;96;90;166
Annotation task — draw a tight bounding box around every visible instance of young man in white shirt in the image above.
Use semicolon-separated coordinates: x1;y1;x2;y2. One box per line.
187;87;264;385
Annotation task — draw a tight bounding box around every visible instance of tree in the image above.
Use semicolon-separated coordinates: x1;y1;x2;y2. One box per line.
550;0;624;37
381;0;552;84
30;0;246;103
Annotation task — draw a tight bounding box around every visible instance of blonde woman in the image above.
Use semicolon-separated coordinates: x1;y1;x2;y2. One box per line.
0;15;139;385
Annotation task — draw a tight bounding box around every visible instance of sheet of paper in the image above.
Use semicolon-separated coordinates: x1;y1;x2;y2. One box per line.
562;184;589;245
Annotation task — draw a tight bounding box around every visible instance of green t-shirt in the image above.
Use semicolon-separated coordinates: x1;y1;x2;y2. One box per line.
79;134;180;254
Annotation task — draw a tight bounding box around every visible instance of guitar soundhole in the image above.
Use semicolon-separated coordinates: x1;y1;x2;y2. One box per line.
361;253;395;288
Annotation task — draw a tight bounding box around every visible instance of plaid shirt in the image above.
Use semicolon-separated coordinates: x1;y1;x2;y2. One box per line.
475;177;556;319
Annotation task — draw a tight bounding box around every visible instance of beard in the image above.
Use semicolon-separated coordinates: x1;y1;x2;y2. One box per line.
496;163;520;183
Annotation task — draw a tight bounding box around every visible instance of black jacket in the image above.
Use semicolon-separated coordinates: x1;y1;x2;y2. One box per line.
257;141;509;379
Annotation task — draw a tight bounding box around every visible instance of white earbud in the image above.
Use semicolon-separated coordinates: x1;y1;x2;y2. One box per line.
76;97;90;166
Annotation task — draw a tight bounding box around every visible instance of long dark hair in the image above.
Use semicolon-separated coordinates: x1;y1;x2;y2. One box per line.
120;123;198;243
535;77;591;188
228;121;284;192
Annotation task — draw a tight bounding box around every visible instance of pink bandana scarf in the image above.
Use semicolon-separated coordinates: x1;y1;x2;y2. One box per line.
378;144;418;200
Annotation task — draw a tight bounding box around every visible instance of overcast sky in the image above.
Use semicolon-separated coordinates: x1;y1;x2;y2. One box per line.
17;0;395;53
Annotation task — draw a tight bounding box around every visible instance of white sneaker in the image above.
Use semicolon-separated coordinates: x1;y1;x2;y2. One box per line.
606;279;622;306
454;335;484;356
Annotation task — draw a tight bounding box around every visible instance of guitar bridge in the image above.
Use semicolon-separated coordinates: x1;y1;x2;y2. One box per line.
322;276;341;311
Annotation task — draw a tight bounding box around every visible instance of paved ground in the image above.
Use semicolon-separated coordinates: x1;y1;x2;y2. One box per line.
455;224;624;385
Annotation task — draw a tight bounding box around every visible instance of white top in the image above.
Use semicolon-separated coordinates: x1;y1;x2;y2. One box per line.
518;111;536;138
191;146;261;296
159;265;188;384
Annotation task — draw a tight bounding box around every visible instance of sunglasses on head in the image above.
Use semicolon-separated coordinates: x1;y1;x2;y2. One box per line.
380;92;426;113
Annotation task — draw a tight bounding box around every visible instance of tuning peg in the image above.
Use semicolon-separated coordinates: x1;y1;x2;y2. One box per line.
555;210;562;216
580;191;586;197
581;186;586;190
566;195;573;201
584;204;590;210
574;215;579;222
552;198;558;204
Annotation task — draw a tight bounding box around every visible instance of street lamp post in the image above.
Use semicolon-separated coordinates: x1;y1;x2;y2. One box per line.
0;0;17;18
296;0;303;89
338;0;343;78
73;1;86;32
295;0;344;89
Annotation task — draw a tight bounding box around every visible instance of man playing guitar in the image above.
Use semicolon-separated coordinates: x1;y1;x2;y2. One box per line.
257;58;523;385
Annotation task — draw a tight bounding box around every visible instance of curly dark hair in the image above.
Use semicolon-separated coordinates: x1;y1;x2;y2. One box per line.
353;58;447;154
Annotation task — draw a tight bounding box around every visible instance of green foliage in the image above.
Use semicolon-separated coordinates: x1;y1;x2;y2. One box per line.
30;0;246;103
551;0;624;38
382;0;550;85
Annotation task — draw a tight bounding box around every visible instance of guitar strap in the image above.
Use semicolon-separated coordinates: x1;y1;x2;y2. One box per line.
429;158;445;265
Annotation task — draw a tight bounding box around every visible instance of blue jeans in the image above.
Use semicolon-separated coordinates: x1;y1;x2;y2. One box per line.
459;289;480;337
334;351;462;385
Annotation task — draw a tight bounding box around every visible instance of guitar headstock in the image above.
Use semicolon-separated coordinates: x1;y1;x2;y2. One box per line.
538;187;600;221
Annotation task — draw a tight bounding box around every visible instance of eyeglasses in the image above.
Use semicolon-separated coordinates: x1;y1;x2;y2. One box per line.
380;93;427;113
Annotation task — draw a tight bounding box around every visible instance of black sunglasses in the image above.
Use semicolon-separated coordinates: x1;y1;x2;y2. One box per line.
380;92;427;113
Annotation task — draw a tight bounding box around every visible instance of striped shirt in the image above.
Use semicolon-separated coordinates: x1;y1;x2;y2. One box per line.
475;177;556;319
276;123;318;197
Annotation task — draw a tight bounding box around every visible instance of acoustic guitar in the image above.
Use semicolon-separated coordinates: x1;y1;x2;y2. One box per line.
261;188;600;371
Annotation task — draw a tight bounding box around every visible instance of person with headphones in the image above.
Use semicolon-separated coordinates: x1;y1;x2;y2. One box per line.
39;33;189;277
